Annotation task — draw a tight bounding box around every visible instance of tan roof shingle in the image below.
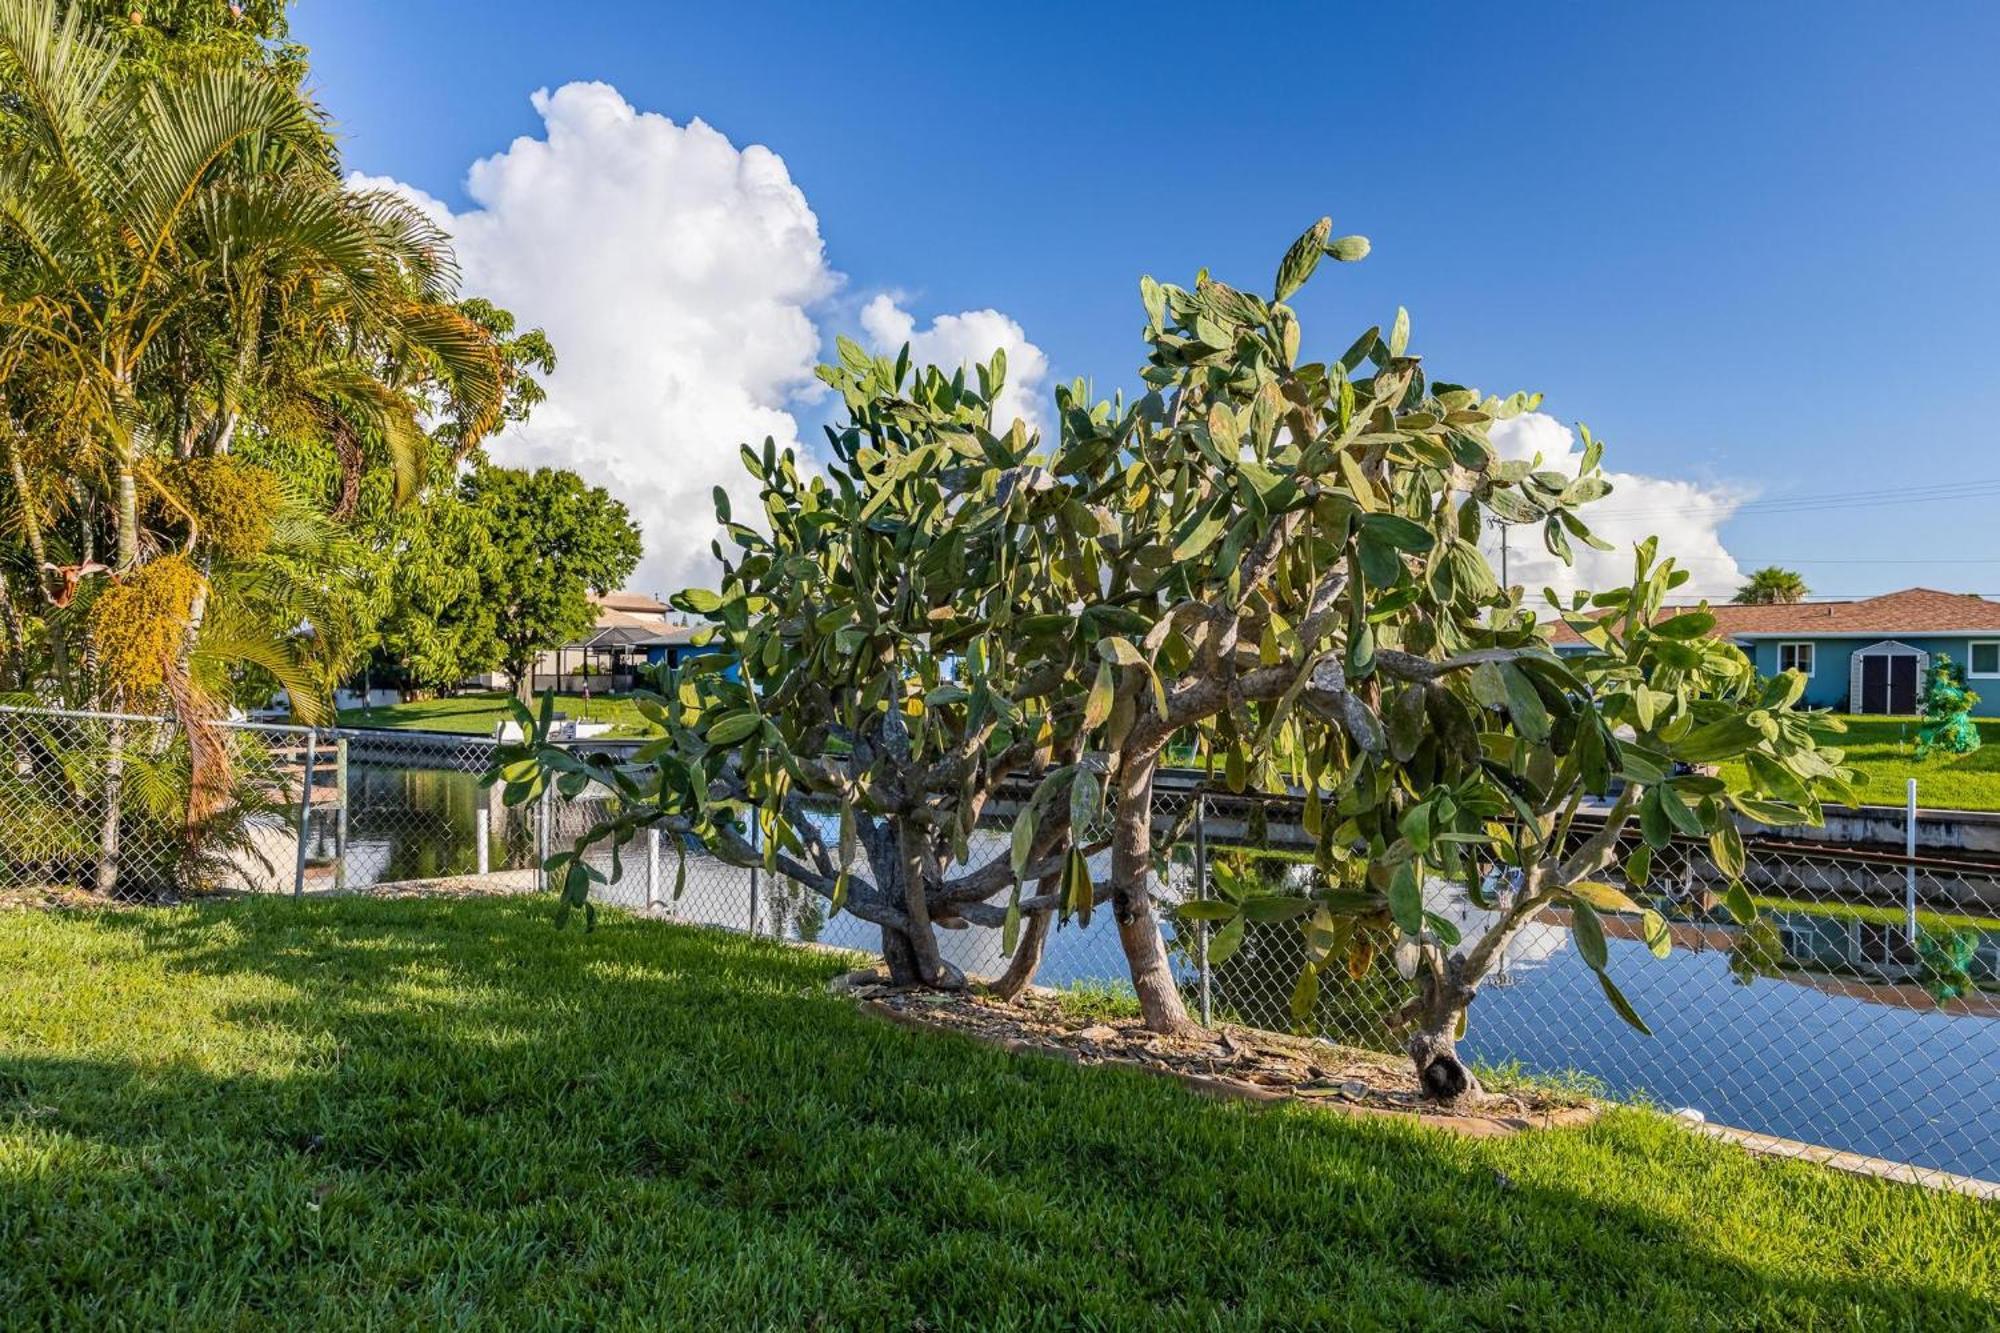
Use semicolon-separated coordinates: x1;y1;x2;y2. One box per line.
1549;588;2000;644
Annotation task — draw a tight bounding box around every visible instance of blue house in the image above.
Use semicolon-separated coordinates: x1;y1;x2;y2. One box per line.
533;591;733;691
1554;588;2000;717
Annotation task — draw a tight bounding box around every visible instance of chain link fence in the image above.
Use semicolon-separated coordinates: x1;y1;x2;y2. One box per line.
0;705;333;899
2;704;1995;1185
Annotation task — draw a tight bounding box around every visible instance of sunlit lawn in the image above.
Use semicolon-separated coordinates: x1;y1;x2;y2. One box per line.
1;894;1994;1328
1716;713;2000;812
337;689;661;739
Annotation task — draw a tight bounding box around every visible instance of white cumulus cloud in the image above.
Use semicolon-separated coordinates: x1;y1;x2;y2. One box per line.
352;81;839;594
353;80;1054;595
1483;412;1746;604
858;295;1050;436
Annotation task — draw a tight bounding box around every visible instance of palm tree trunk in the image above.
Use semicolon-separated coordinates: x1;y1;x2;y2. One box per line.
96;433;141;896
114;459;138;572
5;426;65;690
95;712;127;897
6;425;48;570
0;570;24;687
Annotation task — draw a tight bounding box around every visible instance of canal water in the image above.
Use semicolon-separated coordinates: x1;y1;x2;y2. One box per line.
337;759;2000;1181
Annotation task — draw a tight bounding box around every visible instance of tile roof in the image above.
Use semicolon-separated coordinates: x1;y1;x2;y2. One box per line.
571;590;704;648
1548;588;2000;644
589;590;671;614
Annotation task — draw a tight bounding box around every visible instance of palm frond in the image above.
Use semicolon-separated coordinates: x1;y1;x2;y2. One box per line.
122;64;322;275
382;300;507;455
191;175;388;296
346;186;461;300
296;359;430;505
193;618;330;725
0;0;122;184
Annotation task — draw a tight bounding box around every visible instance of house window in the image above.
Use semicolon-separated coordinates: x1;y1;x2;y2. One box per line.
1777;642;1815;676
1971;641;2000;678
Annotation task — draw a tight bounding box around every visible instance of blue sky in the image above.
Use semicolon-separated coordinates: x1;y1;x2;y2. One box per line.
296;1;2000;597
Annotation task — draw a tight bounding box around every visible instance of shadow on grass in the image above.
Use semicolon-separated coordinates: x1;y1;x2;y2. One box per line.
1;893;1995;1328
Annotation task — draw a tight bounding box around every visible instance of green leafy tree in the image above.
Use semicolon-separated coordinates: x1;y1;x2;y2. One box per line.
498;219;1856;1095
1914;653;1981;759
487;343;1113;987
1732;566;1809;605
368;484;502;691
73;0;307;86
465;465;641;701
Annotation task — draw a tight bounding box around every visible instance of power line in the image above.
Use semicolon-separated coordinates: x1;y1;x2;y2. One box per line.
1583;477;2000;521
1668;555;2000;565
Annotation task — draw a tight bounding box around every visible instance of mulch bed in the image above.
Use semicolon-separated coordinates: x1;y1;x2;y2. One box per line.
839;972;1598;1138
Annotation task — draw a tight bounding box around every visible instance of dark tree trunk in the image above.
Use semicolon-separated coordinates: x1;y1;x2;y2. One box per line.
859;814;954;990
1111;752;1199;1035
1407;971;1482;1104
895;821;961;988
987;875;1060;1001
880;925;923;986
1407;1019;1481;1104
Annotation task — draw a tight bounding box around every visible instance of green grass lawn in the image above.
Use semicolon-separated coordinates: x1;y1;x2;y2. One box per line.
337;690;662;739
1;896;1993;1328
1715;712;2000;813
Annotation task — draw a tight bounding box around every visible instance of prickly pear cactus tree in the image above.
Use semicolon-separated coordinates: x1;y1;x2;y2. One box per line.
1915;653;1982;759
1051;219;1857;1078
493;215;1859;1096
1028;216;1615;1037
488;342;1124;991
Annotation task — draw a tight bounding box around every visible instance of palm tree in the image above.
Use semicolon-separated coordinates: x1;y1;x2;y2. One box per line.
1733;565;1809;605
0;0;504;636
0;0;507;891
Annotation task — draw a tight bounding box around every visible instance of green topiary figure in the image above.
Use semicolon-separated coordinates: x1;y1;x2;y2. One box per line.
1914;654;1982;759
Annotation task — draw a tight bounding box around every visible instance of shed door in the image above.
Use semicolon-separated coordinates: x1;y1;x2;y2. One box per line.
1889;654;1918;713
1862;656;1888;713
1861;654;1920;714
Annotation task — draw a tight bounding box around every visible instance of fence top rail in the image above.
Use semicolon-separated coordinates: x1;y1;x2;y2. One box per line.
0;706;646;754
334;725;501;747
0;703;324;738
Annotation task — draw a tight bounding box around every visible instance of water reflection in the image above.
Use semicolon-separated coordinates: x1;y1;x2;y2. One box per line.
343;764;2000;1178
336;763;537;888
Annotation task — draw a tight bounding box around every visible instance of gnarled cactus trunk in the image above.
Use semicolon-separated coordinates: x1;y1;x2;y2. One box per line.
986;875;1060;1002
1111;753;1199;1036
860;815;955;990
1406;967;1481;1104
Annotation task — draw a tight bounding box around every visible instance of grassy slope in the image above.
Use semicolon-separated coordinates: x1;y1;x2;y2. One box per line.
339;703;2000;810
1;896;1993;1329
1716;713;2000;813
336;690;661;739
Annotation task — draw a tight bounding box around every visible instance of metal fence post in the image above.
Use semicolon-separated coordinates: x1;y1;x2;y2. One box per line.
1905;777;1919;940
291;729;318;898
748;818;761;936
475;788;491;876
1194;792;1211;1027
537;784;551;893
646;827;662;909
333;737;349;893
